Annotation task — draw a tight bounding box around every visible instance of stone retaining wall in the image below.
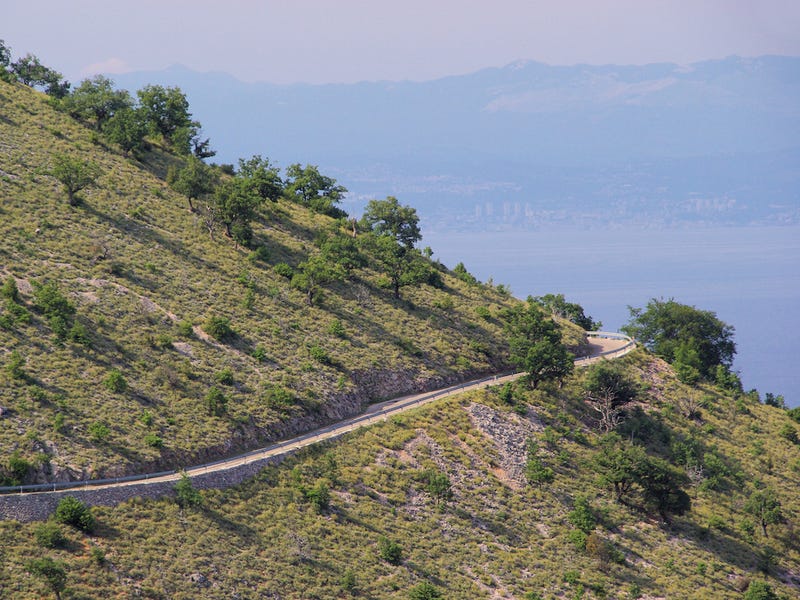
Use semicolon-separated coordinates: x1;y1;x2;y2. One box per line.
0;450;295;523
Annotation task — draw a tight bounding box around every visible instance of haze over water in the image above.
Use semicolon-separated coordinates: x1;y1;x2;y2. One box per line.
425;225;800;407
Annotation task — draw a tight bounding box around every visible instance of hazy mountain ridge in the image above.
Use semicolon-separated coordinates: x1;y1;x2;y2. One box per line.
113;56;800;230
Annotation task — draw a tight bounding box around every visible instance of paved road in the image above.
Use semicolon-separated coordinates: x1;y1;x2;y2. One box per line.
5;333;634;495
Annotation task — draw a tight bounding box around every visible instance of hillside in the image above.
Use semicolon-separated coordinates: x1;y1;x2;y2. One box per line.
0;79;589;482
1;349;798;599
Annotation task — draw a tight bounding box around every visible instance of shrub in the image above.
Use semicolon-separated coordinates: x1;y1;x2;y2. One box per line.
309;344;331;365
274;262;294;279
144;433;163;448
174;473;202;508
327;319;346;338
205;387;227;416
568;496;596;534
177;319;194;337
378;536;403;565
778;423;798;444
0;276;19;302
743;580;779;600
103;369;127;393
304;480;330;513
247;245;271;263
5;349;26;380
203;315;234;341
55;496;95;532
34;520;66;548
252;344;268;362
476;305;491;320
88;421;110;442
525;455;554;485
409;581;443;599
26;557;67;598
214;367;234;385
264;385;295;409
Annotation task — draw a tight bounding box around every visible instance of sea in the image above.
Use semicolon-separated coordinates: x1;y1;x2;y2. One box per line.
423;226;800;407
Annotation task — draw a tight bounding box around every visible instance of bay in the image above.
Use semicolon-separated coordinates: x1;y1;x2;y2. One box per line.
423;226;800;407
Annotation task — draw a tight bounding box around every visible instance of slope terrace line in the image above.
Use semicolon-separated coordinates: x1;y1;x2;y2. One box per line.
2;332;633;497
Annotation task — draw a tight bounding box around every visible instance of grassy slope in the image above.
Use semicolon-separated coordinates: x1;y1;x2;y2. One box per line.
0;79;551;480
1;350;798;599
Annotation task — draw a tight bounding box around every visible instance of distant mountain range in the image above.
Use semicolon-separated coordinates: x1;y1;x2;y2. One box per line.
113;56;800;230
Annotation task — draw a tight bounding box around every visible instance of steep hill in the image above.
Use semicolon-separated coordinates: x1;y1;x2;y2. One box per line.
1;350;798;599
0;79;584;482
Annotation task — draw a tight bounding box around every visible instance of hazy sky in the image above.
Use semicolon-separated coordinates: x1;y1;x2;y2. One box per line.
5;1;800;84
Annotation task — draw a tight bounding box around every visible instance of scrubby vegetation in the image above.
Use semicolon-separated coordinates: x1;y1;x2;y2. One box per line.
1;350;798;598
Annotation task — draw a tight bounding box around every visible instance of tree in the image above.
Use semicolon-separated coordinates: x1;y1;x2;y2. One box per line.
593;434;690;520
423;470;453;505
291;253;345;306
584;362;637;432
174;472;203;508
11;53;68;96
284;163;347;216
49;154;101;206
211;177;261;245
361;196;422;249
744;488;783;538
237;155;283;201
54;496;95;532
409;581;443;600
167;156;216;212
533;293;602;331
622;298;735;380
743;580;779;600
369;235;430;299
504;302;574;389
102;107;148;157
136;84;195;151
27;557;67;600
62;75;132;129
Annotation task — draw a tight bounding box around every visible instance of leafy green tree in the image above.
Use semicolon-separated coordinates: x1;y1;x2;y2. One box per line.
291;254;346;306
409;581;443;599
622;298;735;379
167;156;216;211
174;472;203;508
12;53;68;96
102;107;148;157
423;470;453;505
26;557;67;600
744;488;783;538
54;496;95;532
136;84;199;152
304;480;331;513
369;235;430;299
203;315;234;341
361;196;422;249
318;230;365;275
284;163;347;216
568;496;596;534
0;39;11;70
211;177;261;245
593;434;690;520
237;155;283;201
533;293;602;330
504;302;574;389
49;154;101;206
62;75;132;129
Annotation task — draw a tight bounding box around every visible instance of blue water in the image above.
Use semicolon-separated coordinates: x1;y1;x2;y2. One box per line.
423;226;800;407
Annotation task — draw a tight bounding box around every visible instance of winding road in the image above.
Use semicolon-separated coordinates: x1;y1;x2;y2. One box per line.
1;332;634;497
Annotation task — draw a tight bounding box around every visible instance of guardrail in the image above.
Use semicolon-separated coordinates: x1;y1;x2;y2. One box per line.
0;332;635;496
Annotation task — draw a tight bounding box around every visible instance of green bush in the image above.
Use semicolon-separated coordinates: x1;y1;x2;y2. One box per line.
205;386;227;416
525;455;554;485
309;344;331;365
174;473;202;508
203;315;234;341
378;536;403;565
252;344;268;362
5;349;26;380
88;421;110;442
144;433;163;448
104;369;127;393
264;385;295;409
215;367;234;385
54;495;95;532
408;581;443;599
34;520;66;548
327;319;346;338
274;262;294;279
